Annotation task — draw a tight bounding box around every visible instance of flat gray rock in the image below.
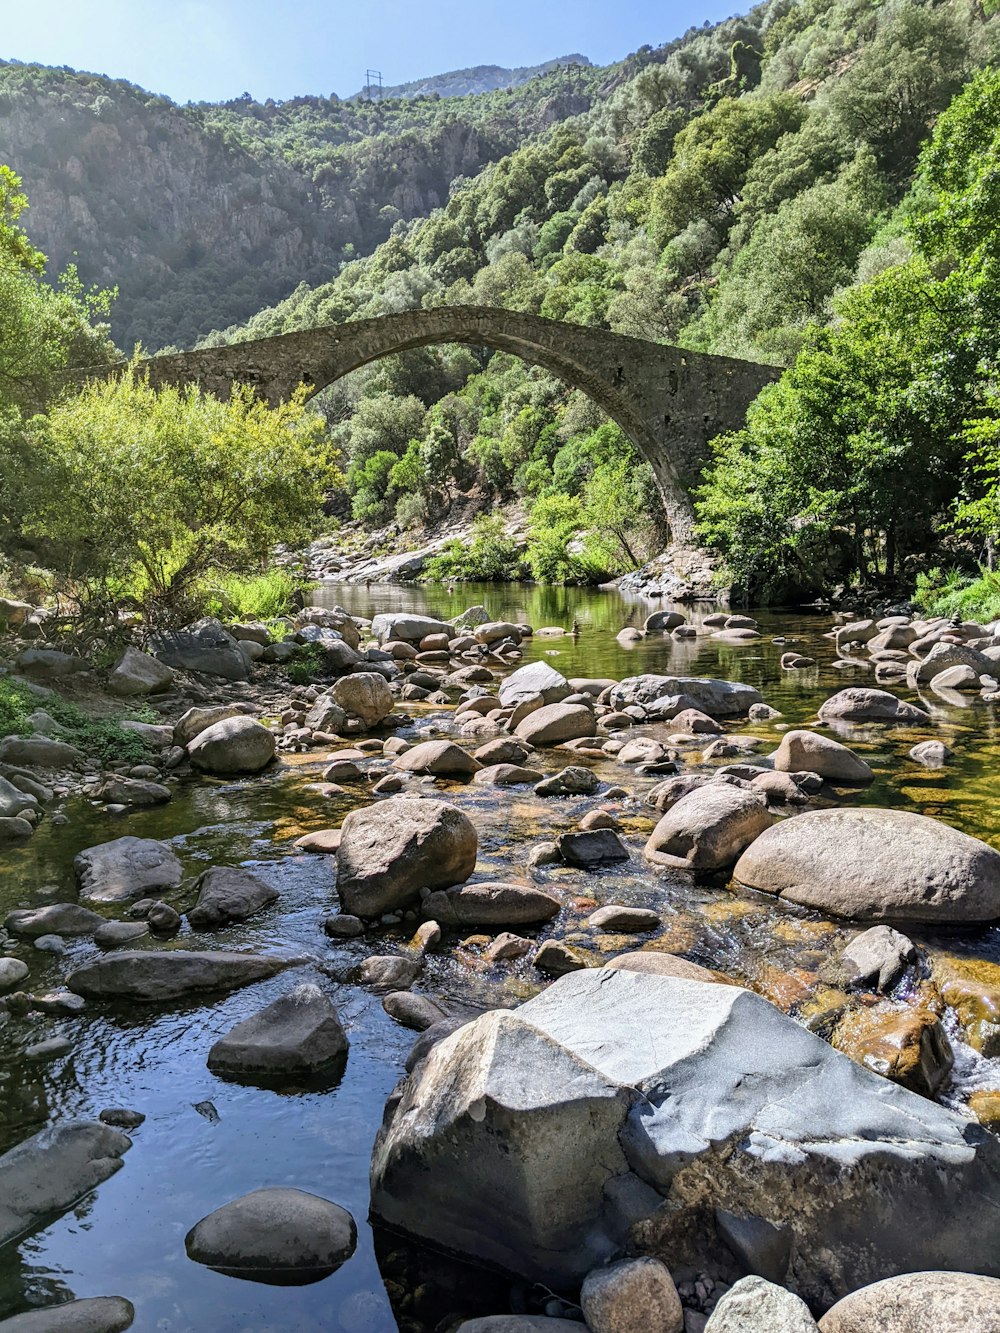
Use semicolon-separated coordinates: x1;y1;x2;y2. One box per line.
0;1297;135;1332
66;951;298;1002
371;968;1000;1304
185;1186;356;1283
75;837;182;904
422;882;560;927
0;1121;131;1247
818;689;929;724
609;675;762;717
208;983;348;1079
5;903;105;938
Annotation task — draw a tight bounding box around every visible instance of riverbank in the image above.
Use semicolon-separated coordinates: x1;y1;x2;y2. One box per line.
1;591;999;1329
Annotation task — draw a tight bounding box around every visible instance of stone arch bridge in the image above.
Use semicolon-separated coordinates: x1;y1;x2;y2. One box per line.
123;307;779;540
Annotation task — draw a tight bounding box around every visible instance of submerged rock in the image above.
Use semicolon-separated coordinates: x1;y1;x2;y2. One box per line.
66;951;297;1002
0;1297;135;1331
75;837;182;905
370;968;1000;1303
185;1187;356;1284
734;808;1000;923
0;1121;131;1247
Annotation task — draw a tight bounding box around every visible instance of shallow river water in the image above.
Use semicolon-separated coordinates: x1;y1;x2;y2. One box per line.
1;584;999;1330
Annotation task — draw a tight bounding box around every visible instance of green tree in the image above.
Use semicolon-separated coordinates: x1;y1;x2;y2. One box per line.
26;371;332;622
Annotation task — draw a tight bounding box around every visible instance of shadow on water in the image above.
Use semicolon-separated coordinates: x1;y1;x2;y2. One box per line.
1;584;999;1328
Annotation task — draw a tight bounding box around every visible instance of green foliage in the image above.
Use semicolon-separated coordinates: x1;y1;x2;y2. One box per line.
912;567;1000;623
23;371;333;624
0;676;152;765
526;495;585;582
426;514;526;581
286;642;325;686
197;568;304;622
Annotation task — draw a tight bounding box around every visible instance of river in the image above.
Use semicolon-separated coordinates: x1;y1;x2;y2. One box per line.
1;585;999;1330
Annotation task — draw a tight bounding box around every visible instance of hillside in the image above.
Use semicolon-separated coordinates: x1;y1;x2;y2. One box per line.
187;0;1000;594
348;54;592;100
0;55;603;349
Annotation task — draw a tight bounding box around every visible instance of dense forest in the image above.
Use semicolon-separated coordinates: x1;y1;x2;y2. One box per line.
5;0;1000;611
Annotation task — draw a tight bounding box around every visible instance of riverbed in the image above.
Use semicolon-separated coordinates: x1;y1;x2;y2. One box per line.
1;586;999;1330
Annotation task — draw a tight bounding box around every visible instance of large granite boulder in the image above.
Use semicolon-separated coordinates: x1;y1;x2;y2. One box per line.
370;969;1000;1306
907;640;997;688
499;662;570;707
421;882;560;927
336;797;478;917
706;1277;818;1332
150;619;250;681
609;676;762;718
817;689;929;725
329;672;393;727
107;646;175;697
207;983;348;1079
771;730;873;784
5;903;104;938
0;1120;131;1247
734;808;1000;923
185;1186;356;1282
66;951;298;1002
394;740;481;776
371;613;453;644
645;784;773;871
173;704;246;747
75;836;183;904
819;1271;1000;1331
0;735;83;769
187;716;275;773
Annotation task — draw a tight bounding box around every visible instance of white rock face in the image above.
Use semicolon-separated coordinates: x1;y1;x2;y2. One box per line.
371;968;1000;1305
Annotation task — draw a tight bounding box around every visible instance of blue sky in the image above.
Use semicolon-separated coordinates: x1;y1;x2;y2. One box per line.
0;0;740;103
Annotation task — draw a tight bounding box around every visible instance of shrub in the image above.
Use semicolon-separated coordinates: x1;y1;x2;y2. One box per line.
197;568;304;622
426;514;525;581
25;369;334;626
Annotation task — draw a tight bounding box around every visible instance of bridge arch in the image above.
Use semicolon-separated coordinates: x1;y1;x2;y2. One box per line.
131;306;779;541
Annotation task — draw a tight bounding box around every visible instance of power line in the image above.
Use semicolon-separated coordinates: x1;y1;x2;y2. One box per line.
365;69;383;101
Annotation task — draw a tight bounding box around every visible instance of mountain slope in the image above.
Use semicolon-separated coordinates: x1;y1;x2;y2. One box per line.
348;55;592;100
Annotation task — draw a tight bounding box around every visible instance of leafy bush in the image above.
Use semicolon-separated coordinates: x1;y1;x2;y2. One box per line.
912;567;1000;622
23;370;334;626
426;514;525;581
286;642;325;685
197;568;303;622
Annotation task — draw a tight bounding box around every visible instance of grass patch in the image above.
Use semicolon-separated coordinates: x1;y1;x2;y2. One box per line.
912;567;1000;622
0;677;154;766
197;569;308;622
